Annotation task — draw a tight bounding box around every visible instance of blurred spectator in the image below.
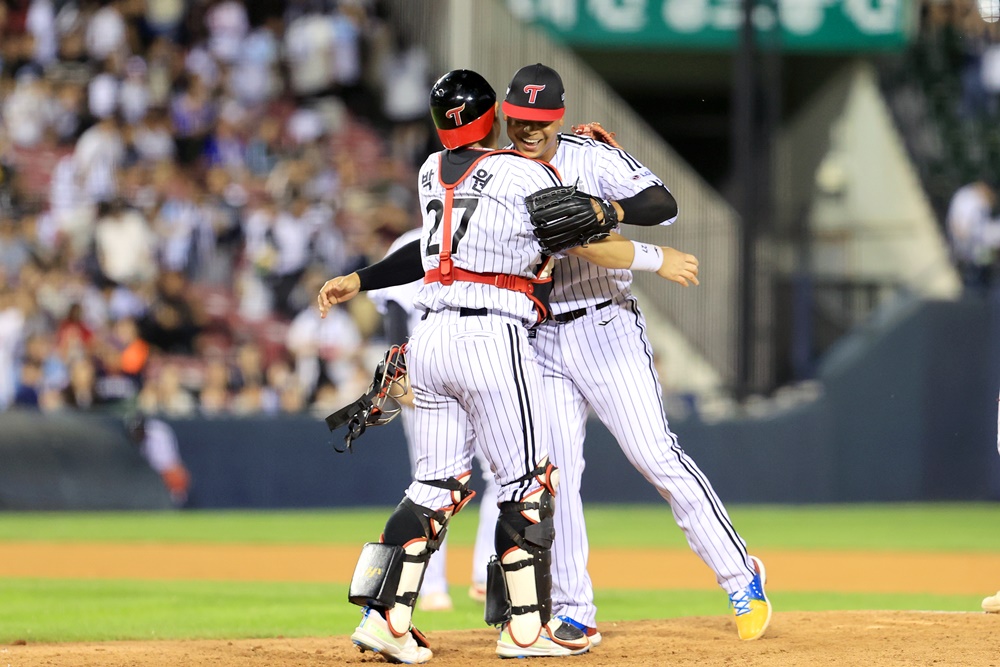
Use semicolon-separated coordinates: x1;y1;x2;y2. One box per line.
131;107;176;162
85;0;129;64
22;330;68;396
286;296;361;400
93;199;158;287
0;217;32;279
73;113;125;203
137;359;195;416
264;189;325;318
125;413;191;506
153;173;207;275
946;179;1000;291
55;302;93;358
230;377;264;415
12;358;43;408
284;9;335;100
230;15;281;107
3;72;49;148
231;339;264;390
169;74;215;165
25;0;57;67
119;56;151;125
198;354;232;415
114;316;150;378
381;33;430;168
142;0;186;42
139;270;205;354
61;355;97;409
309;379;340;417
204;0;249;65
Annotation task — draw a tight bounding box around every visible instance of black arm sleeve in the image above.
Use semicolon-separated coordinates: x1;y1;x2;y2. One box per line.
615;185;678;227
356;239;424;292
383;300;411;345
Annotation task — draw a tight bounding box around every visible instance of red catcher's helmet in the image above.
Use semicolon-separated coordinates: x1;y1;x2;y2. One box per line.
429;70;496;150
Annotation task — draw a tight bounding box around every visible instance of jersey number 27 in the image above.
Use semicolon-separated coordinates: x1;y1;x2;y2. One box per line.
425;197;479;256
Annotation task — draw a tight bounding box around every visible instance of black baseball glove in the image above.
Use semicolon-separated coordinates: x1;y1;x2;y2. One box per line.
525;183;619;255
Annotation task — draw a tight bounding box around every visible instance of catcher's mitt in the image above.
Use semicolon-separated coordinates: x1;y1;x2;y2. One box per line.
571;121;620;149
525;183;618;255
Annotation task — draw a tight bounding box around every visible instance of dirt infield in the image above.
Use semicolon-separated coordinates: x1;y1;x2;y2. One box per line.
3;542;1000;666
6;612;1000;666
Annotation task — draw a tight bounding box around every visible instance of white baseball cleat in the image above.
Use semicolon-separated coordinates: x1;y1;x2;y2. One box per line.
496;621;590;658
983;591;1000;613
351;606;432;664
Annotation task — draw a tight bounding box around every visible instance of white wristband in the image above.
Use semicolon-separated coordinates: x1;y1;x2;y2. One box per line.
629;241;664;272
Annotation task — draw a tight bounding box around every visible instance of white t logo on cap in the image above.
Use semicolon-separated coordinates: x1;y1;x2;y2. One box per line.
523;85;546;104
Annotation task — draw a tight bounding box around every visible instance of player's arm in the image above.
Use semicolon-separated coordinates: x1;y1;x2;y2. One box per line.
567;234;699;287
614;185;678;226
318;240;423;317
575;123;678;226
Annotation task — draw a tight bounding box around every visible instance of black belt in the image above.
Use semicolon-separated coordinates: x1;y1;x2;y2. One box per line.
421;307;491;320
552;300;613;323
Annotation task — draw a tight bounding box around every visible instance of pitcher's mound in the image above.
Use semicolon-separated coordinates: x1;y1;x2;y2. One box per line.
7;611;999;666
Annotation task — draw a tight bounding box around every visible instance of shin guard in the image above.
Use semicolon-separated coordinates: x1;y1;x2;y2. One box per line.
373;473;476;637
492;457;560;647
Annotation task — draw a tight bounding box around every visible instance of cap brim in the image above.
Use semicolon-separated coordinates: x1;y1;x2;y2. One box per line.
502;100;564;122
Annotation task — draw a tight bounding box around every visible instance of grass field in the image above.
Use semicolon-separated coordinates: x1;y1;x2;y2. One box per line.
1;503;997;643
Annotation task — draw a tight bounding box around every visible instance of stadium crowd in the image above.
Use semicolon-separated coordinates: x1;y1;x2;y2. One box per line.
0;0;435;417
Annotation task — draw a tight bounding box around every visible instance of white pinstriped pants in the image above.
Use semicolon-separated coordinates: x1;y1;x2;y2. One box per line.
532;297;756;627
405;309;550;510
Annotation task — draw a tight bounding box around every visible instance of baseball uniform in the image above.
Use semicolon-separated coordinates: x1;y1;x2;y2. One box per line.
535;133;758;628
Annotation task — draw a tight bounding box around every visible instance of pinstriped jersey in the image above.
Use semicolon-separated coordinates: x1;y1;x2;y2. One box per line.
414;148;562;324
544;134;675;314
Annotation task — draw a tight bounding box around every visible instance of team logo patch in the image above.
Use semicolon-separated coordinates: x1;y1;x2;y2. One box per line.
446;102;467;126
523;84;546;104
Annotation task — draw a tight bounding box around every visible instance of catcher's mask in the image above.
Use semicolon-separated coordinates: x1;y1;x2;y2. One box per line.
325;345;408;452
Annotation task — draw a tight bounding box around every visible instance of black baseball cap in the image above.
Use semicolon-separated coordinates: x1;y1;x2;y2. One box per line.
502;63;565;122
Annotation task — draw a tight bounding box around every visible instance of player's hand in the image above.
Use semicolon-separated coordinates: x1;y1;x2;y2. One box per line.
657;247;699;286
317;273;361;318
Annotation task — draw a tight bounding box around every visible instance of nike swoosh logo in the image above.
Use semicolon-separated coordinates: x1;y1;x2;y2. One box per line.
598;316;617;326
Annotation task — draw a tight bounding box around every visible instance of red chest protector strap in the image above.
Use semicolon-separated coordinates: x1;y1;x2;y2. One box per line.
424;150;558;323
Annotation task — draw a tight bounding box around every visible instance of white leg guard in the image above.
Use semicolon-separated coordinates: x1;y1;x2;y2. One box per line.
371;473;476;637
501;540;544;646
385;538;428;637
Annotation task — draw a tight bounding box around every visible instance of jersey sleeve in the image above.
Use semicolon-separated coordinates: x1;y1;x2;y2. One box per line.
593;143;665;202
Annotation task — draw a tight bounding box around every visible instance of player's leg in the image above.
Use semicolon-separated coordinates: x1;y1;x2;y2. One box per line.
568;299;769;640
401;405;453;612
469;444;498;602
347;322;473;662
530;322;600;638
452;316;590;657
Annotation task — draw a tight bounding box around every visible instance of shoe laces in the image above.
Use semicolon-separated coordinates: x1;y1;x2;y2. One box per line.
730;587;753;616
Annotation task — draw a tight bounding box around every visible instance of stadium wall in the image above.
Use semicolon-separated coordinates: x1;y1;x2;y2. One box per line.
2;297;998;509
